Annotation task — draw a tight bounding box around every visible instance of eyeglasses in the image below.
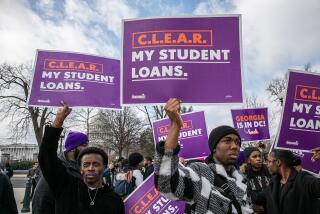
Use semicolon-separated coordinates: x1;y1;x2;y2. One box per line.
220;137;241;146
267;159;277;164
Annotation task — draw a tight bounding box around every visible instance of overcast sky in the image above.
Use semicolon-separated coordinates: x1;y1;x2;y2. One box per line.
0;0;320;144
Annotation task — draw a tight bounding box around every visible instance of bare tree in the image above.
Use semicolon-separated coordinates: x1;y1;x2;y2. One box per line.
92;107;144;157
136;104;193;129
138;128;155;157
245;94;264;108
0;63;54;146
266;77;287;106
266;63;318;107
67;108;97;137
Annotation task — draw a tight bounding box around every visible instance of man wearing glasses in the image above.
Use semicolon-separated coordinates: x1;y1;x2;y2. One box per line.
154;98;254;214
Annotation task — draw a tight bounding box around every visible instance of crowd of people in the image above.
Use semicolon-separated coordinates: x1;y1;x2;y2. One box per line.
0;99;320;214
154;98;320;214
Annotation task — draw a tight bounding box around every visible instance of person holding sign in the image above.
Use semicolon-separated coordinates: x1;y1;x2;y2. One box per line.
38;103;124;214
154;98;253;214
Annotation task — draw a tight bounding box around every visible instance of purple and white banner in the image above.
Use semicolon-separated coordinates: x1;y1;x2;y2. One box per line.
122;16;244;105
124;173;185;214
152;111;210;159
28;50;120;109
275;70;320;152
291;150;320;174
231;108;270;142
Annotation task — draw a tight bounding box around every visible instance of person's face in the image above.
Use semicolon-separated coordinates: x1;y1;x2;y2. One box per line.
74;143;88;159
214;133;240;166
144;159;151;166
267;154;279;175
80;154;105;185
248;151;262;169
33;162;39;169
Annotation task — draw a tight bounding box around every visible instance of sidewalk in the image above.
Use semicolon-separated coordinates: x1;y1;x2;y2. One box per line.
14;188;31;214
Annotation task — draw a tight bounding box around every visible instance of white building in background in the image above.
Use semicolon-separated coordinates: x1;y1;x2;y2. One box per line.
0;143;38;162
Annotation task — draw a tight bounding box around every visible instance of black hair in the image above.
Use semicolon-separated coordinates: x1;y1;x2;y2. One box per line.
117;157;124;162
271;149;295;168
244;147;261;162
77;147;108;166
144;156;152;162
128;152;143;167
292;156;302;166
122;159;129;166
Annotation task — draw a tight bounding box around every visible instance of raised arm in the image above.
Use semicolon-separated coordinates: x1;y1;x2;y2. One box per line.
154;98;196;202
38;102;73;197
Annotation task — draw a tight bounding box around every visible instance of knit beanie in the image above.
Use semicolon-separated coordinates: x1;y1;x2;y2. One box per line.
64;131;88;152
243;147;260;161
208;125;241;152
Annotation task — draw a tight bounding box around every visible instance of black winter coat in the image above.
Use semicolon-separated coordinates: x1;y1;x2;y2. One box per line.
0;172;18;214
38;126;124;214
32;152;82;214
262;170;320;214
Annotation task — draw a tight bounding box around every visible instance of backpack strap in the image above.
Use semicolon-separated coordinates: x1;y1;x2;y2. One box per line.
214;173;242;214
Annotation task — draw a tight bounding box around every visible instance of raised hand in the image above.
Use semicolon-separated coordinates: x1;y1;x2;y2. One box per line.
52;101;72;128
164;98;183;127
164;98;183;150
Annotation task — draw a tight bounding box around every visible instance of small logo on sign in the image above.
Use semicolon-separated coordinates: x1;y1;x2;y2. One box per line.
286;140;298;146
37;99;50;103
132;94;146;99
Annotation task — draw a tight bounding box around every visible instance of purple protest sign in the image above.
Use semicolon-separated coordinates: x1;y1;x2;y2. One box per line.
152;111;210;159
291;150;320;174
275;70;320;152
124;173;185;214
28;50;120;109
231;108;270;142
122;16;244;105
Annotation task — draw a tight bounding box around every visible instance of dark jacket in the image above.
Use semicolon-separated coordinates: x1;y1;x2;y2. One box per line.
143;164;154;180
38;126;124;214
32;152;82;214
0;172;18;214
4;167;13;179
261;170;320;214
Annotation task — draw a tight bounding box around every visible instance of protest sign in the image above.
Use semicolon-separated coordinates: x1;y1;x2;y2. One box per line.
231;108;270;142
275;70;320;152
152;111;210;159
124;173;185;214
28;50;120;109
291;150;320;174
122;16;244;105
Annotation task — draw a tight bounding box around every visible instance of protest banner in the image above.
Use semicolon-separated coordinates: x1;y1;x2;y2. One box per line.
275;70;320;152
291;150;320;174
28;50;120;109
124;173;185;214
231;108;270;142
122;15;244;105
152;111;210;160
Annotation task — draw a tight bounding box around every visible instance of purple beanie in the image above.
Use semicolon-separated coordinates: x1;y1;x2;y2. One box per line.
64;132;88;152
